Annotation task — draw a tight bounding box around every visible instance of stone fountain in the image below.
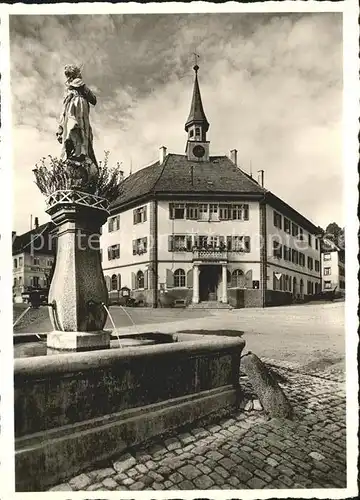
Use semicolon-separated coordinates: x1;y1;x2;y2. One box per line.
15;65;246;491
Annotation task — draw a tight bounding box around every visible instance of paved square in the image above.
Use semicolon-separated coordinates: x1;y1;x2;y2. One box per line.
49;358;346;491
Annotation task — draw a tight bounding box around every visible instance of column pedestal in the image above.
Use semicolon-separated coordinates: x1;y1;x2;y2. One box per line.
47;331;110;352
45;191;110;351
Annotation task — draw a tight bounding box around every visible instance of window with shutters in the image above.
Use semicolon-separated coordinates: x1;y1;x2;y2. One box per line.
198;235;208;248
219;204;230;220
299;252;305;267
133;206;147;224
292;249;299;264
169;234;193;252
198;204;208;221
108;244;120;260
284;218;291;234
174;269;186;287
209;204;219;221
169;203;185;219
227;235;249;252
108;215;120;232
273;211;282;229
132;237;147;255
136;270;144;289
186;204;198;220
283;245;290;261
324;267;331;275
307;256;313;270
273;240;282;259
232;205;243;220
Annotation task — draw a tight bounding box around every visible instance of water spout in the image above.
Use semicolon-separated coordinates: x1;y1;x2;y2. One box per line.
119;305;141;335
102;302;123;348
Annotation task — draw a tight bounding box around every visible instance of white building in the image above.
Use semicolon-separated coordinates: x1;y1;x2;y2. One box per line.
100;65;321;308
321;238;345;295
12;219;55;303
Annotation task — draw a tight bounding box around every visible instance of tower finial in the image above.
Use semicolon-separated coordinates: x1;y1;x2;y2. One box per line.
193;52;200;72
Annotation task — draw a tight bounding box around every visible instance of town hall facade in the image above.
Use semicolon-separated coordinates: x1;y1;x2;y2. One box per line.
100;64;322;308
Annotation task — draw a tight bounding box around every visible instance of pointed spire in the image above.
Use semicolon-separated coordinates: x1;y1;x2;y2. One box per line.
185;64;209;133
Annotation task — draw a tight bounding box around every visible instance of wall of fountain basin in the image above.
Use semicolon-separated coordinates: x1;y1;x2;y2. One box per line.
14;332;245;491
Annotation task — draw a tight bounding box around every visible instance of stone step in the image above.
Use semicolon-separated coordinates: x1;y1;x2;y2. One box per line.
189;301;232;310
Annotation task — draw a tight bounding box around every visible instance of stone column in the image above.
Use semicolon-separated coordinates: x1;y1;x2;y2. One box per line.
192;264;200;304
221;264;228;303
45;193;111;351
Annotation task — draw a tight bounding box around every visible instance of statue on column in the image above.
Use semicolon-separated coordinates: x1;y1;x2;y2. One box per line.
56;64;98;170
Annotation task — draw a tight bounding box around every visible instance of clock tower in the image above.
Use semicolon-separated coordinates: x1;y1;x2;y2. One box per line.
185;63;210;162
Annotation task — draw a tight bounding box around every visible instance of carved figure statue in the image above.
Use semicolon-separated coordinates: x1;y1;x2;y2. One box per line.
56;64;98;167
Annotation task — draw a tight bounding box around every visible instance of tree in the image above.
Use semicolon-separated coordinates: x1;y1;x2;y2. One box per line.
324;222;345;251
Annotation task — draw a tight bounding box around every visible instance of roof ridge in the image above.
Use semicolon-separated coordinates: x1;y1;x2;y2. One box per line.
151;154;170;193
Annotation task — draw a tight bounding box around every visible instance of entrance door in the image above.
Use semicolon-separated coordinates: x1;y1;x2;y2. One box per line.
199;265;220;301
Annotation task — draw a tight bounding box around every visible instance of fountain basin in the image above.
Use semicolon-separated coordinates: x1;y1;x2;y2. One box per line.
15;333;245;491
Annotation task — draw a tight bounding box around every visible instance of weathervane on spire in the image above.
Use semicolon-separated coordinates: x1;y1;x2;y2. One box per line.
193;52;200;72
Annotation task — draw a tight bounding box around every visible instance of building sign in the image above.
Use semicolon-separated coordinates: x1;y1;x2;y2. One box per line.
274;273;282;280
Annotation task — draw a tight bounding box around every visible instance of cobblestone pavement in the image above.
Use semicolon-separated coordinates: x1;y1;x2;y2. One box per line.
49;360;346;492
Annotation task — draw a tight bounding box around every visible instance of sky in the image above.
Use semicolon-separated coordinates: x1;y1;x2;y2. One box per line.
10;13;343;234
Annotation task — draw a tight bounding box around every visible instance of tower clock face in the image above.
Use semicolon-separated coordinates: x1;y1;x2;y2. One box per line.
192;145;205;158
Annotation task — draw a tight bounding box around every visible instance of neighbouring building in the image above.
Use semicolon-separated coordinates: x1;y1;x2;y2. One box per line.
321;237;345;296
12;218;55;303
100;64;322;308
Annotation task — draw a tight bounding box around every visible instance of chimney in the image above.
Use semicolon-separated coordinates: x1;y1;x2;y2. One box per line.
230;149;238;166
34;217;39;229
159;146;167;165
258;170;264;188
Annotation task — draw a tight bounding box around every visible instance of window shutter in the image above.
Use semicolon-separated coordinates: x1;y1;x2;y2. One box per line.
187;269;193;288
144;207;147;222
117;274;121;290
245;270;252;288
132;240;137;255
105;276;110;291
107;247;111;260
244;236;251;252
131;272;136;290
244;205;249;220
194;235;199;248
169;203;174;219
144;270;149;289
168;235;174;252
186;235;192;251
133;210;136;225
166;269;174;288
226;236;232;250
